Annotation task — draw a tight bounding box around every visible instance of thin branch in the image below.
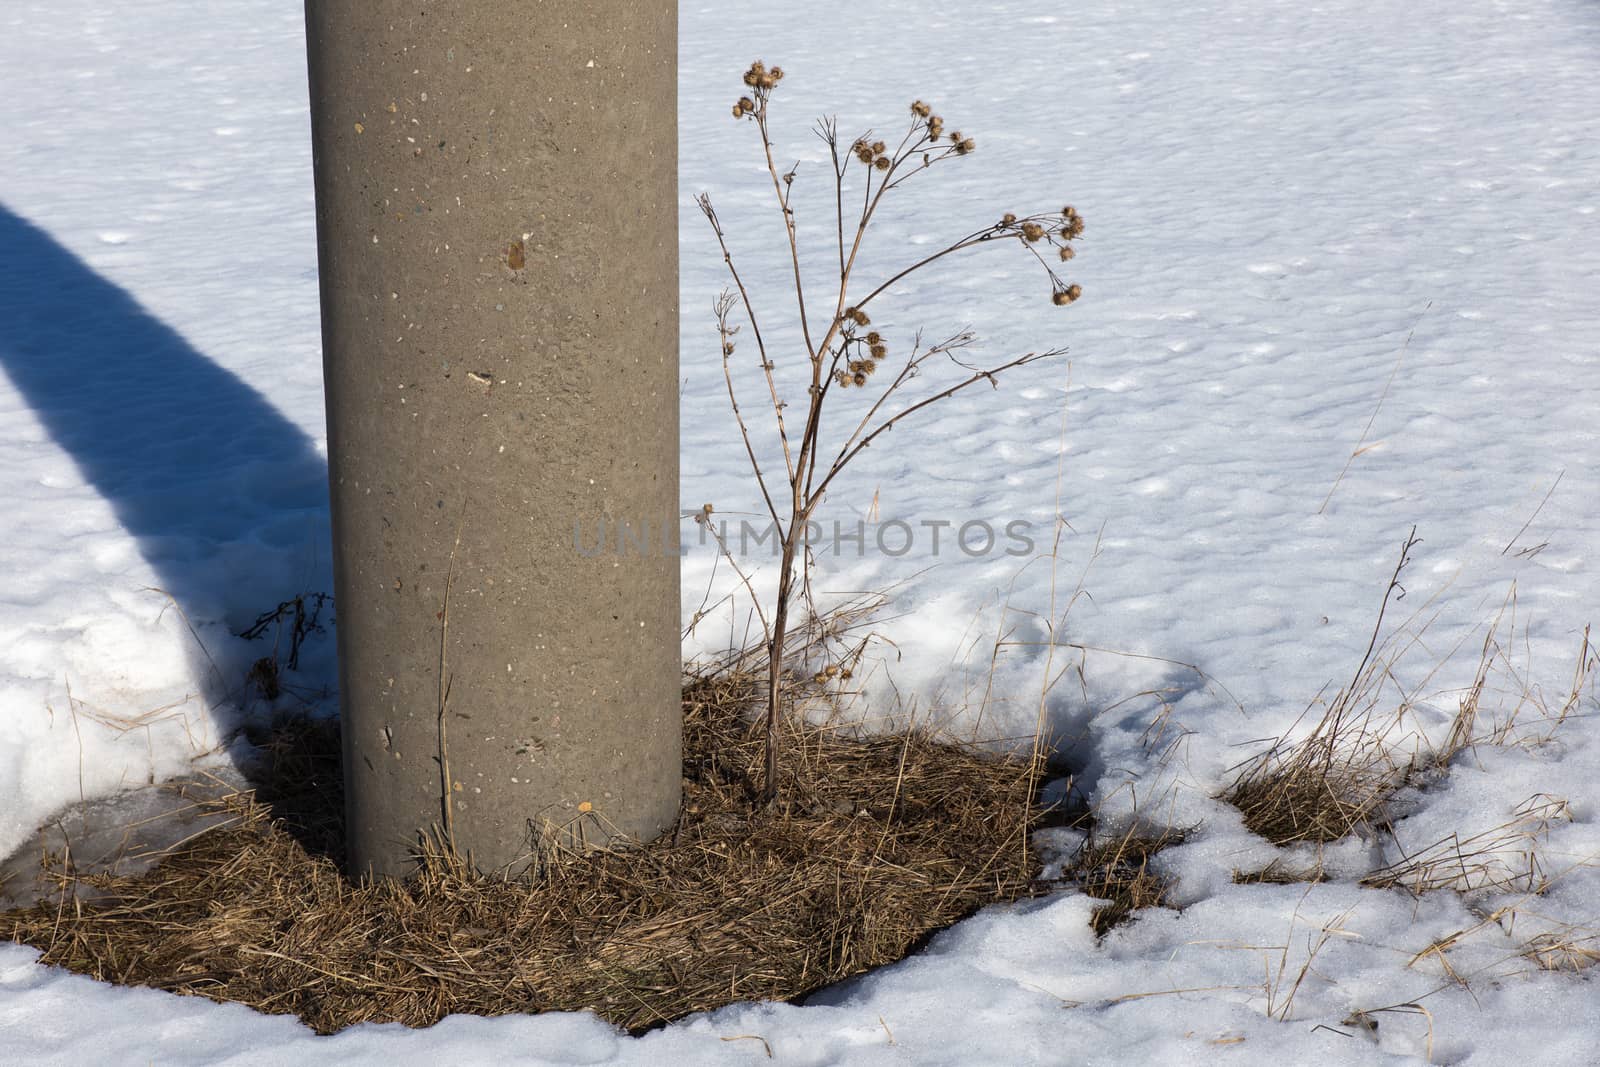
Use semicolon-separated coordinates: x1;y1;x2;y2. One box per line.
1502;468;1564;556
715;293;783;529
699;195;797;483
812;347;1066;503
753;107;819;361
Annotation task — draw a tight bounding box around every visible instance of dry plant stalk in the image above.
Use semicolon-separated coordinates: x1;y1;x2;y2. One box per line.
1263;899;1357;1022
701;61;1083;799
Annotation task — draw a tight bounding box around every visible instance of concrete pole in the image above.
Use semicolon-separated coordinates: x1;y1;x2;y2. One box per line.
303;3;681;879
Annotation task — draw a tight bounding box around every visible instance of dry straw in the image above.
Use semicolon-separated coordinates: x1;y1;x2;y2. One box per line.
3;656;1044;1035
1223;530;1595;853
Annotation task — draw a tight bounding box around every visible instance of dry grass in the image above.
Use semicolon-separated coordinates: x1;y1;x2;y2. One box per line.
1;664;1043;1035
1232;859;1328;886
1066;821;1187;937
1522;924;1600;973
1360;795;1571;896
1223;531;1428;846
1224;534;1596;849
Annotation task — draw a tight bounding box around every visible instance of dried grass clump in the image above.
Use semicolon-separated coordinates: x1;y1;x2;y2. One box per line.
1223;532;1425;846
1067;822;1187;937
1224;532;1595;850
2;667;1041;1034
1523;925;1600;973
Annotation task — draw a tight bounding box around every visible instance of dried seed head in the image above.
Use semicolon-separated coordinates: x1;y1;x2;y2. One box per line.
1021;222;1045;242
956;137;975;155
855;143;874;164
1052;284;1083;306
949;130;962;143
911;100;931;117
852;371;868;386
869;343;887;360
835;370;852;387
1001;212;1017;225
731;104;743;118
849;307;871;325
874;157;890;170
928;116;944;139
770;66;784;81
865;331;881;345
1058;245;1076;261
870;141;886;156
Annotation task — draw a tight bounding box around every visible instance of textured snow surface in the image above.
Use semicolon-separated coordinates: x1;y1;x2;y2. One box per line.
2;0;1598;1063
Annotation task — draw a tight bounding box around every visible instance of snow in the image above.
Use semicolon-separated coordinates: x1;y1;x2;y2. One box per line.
3;0;1599;1063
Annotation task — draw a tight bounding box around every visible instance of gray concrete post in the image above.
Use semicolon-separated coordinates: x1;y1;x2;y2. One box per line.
302;3;681;879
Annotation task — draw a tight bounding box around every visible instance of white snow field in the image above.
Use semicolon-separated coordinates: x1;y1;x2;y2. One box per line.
3;0;1599;1062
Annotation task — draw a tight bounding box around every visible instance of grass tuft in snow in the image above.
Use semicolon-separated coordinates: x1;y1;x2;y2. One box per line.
1064;818;1188;937
1222;531;1594;851
1222;529;1429;846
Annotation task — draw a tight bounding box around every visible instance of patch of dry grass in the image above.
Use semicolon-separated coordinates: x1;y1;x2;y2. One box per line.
1066;821;1187;937
1522;924;1600;973
1224;533;1596;850
2;665;1043;1034
1361;795;1572;896
1231;859;1328;886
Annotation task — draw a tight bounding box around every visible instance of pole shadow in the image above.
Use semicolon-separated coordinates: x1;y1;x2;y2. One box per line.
0;203;333;713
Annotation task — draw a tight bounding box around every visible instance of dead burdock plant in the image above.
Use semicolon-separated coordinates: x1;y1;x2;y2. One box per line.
701;60;1083;799
1;651;1044;1034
